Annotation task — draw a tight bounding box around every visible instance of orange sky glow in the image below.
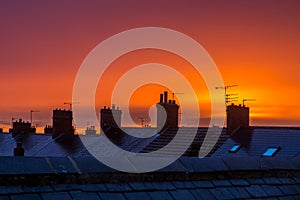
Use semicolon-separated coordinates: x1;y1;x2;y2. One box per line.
0;1;299;132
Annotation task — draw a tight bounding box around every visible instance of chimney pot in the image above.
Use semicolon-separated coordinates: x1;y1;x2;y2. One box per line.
164;91;168;103
14;142;24;156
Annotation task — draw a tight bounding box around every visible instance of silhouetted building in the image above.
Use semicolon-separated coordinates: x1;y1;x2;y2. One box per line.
100;105;122;133
52;109;74;139
44;125;53;134
12;119;32;137
156;91;179;131
0;128;2;133
85;126;96;135
226;103;249;135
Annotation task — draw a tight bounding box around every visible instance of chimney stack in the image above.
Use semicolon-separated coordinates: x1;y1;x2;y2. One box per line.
157;91;179;132
227;104;249;135
100;105;122;133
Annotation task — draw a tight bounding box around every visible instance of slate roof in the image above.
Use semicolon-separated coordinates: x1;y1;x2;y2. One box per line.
0;127;228;158
140;127;229;157
0;156;299;199
212;127;300;157
0;130;156;157
2;126;300;160
1;126;300;199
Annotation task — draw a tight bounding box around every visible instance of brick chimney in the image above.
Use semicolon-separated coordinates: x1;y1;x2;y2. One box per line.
156;91;179;131
12;118;32;137
100;105;122;133
52;109;74;139
226;103;249;135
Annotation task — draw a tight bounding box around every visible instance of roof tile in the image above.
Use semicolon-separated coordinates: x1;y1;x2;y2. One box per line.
278;185;300;195
129;182;155;191
189;188;216;200
147;191;173;200
169;189;197;200
151;182;176;191
10;194;41;200
41;192;72;200
211;180;232;187
292;177;300;184
229;179;250;186
192;181;214;188
226;187;251;199
260;185;283;196
278;178;296;185
124;192;151;200
51;184;81;192
209;187;235;200
98;192;126;200
69;191;100;200
105;183;132;192
172;181;195;189
247;178;266;185
245;185;269;198
263;177;282;185
81;184;107;192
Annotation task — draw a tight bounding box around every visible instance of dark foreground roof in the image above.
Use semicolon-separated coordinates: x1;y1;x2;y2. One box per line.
0;156;299;199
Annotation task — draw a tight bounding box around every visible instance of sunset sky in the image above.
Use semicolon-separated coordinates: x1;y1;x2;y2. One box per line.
0;0;300;132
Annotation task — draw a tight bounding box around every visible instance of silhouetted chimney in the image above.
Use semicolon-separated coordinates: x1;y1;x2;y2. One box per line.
44;125;53;134
52;109;74;139
164;91;168;103
14;142;24;156
160;94;163;103
12;118;31;137
157;92;179;132
227;103;249;135
100;105;122;133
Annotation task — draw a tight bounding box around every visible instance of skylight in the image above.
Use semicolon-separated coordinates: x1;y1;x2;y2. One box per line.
228;144;241;153
262;147;281;157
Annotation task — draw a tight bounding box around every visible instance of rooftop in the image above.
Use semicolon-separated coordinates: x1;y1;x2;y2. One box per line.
0;156;299;199
1;126;300;199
